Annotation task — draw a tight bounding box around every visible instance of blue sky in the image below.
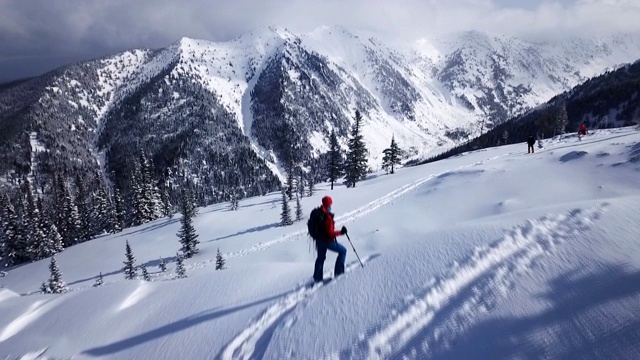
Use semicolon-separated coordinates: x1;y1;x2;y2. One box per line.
1;0;639;82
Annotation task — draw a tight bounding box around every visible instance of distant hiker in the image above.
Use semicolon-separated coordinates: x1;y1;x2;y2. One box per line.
310;196;348;282
578;122;588;136
527;135;536;154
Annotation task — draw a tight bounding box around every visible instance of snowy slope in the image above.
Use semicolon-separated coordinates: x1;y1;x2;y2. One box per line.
1;126;640;359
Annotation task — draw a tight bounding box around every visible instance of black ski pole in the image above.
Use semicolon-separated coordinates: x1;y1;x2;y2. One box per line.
345;233;364;267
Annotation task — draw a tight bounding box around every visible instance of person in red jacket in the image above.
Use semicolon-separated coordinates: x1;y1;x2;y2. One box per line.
578;122;588;136
313;196;348;282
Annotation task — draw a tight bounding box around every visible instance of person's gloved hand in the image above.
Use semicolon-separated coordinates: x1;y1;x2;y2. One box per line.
340;226;348;235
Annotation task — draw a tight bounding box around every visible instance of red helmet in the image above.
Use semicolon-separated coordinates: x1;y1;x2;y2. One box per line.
322;196;333;208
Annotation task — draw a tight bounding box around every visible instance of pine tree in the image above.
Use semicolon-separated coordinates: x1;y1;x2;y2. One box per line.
160;183;173;218
298;171;305;198
93;272;104;287
139;152;162;221
123;240;137;280
93;181;114;234
40;281;50;294
58;178;81;247
2;197;27;265
22;176;45;261
381;136;402;174
159;257;167;272
502;130;509;144
229;193;239;211
280;188;293;226
307;165;315;197
177;188;199;258
327;129;343;190
140;264;151;281
215;248;226;270
34;199;63;260
48;256;68;294
74;174;92;242
344;110;369;187
286;168;295;201
113;187;125;232
175;253;187;278
556;102;568;135
295;195;303;221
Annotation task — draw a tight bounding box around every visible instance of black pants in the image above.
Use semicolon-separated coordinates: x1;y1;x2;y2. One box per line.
528;144;534;153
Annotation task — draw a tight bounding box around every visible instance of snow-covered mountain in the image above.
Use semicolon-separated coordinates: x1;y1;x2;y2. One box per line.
1;26;639;206
1;126;639;359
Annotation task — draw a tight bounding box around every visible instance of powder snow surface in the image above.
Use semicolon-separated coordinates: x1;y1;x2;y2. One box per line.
1;127;640;359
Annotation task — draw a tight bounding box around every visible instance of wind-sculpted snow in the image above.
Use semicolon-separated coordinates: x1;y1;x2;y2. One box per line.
342;205;607;360
219;255;379;360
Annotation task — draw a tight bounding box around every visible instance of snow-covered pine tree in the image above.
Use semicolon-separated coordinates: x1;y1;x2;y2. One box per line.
40;282;50;294
113;187;125;232
74;174;92;243
21;176;46;261
229;193;239;211
295;195;303;221
159;257;167;272
280;188;293;226
61;178;81;247
381;136;402;174
344;110;369;187
556;102;568;135
48;256;68;294
175;253;187;278
123;240;137;280
307;165;315;197
131;160;146;226
93;180;115;234
327;129;343;190
177;188;199;258
34;198;63;260
286;168;295;201
140;264;151;281
298;171;305;199
160;181;173;218
93;272;104;287
139;151;162;221
1;197;25;265
215;248;226;270
502;130;509;144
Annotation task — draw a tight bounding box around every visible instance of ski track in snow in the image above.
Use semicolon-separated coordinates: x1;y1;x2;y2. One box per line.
218;254;379;360
337;203;608;360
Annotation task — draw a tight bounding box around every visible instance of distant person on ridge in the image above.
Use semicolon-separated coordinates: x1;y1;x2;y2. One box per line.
312;196;348;282
578;122;588;136
527;135;536;154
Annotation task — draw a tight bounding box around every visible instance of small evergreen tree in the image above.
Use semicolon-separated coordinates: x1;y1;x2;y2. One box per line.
159;257;167;272
48;256;68;294
555;102;568;135
74;174;92;242
298;171;305;198
40;282;50;294
113;187;125;232
229;193;239;211
327;129;343;190
344;110;369;187
93;272;104;287
295;195;303;221
502;130;509;144
175;253;187;278
215;248;226;270
307;166;315;197
140;264;151;281
280;188;293;226
177;188;199;258
381;136;402;174
123;240;137;280
2;196;27;265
